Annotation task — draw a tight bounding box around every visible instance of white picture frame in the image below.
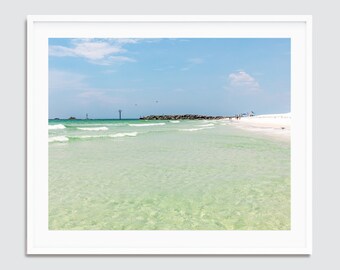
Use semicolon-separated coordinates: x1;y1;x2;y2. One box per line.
27;15;312;254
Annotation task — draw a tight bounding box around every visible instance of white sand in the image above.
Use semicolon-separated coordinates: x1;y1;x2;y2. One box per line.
225;113;291;141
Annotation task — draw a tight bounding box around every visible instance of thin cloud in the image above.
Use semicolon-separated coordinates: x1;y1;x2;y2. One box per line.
112;38;162;44
50;69;131;106
154;65;175;72
49;41;123;60
101;69;117;74
49;69;86;91
77;90;124;105
180;67;190;72
89;56;136;66
188;58;204;64
173;88;185;92
77;87;140;106
181;57;204;71
113;38;140;44
49;39;136;65
228;71;260;91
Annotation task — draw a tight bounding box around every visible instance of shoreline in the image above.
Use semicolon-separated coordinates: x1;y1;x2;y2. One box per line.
225;113;291;141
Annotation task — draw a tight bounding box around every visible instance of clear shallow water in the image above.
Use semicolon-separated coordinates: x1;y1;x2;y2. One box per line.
49;119;290;230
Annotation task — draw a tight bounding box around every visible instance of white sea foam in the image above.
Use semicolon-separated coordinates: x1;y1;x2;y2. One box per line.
170;120;180;123
197;123;214;127
48;124;66;130
49;136;69;142
73;135;104;139
68;132;138;139
179;127;215;132
109;132;138;138
77;127;109;131
129;123;166;127
83;123;126;127
179;128;201;132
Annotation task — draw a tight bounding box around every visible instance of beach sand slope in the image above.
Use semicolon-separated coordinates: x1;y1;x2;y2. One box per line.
227;113;291;141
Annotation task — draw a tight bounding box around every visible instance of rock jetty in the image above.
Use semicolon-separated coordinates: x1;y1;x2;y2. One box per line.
140;114;226;120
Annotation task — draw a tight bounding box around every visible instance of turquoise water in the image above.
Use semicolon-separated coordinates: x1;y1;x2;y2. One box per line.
49;119;290;230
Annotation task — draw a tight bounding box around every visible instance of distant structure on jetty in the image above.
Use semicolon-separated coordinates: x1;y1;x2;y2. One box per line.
140;114;225;120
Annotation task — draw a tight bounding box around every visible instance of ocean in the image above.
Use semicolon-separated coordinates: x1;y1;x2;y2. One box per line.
48;119;290;230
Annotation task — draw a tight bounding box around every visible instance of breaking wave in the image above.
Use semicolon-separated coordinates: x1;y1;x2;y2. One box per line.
77;127;109;131
197;123;214;127
179;127;215;132
109;132;138;138
49;132;138;142
49;136;69;142
48;124;66;130
129;123;166;127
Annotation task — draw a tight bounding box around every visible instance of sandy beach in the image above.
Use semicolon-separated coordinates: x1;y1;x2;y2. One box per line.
226;113;291;141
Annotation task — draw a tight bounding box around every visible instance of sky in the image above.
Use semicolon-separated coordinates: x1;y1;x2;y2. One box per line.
49;38;290;119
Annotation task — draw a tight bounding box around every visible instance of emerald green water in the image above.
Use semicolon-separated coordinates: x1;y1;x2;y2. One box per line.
49;119;290;230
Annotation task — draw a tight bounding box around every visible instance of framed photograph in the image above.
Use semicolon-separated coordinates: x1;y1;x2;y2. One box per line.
27;15;312;254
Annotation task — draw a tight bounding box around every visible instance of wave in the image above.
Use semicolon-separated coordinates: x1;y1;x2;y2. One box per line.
169;120;180;123
49;132;138;142
129;123;166;127
48;124;66;130
75;132;137;139
109;132;138;138
179;127;215;132
77;127;108;131
179;128;202;132
81;123;126;127
197;123;214;127
72;135;104;139
49;136;69;142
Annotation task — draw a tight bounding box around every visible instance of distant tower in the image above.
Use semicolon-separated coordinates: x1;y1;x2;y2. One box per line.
86;113;89;120
118;109;122;120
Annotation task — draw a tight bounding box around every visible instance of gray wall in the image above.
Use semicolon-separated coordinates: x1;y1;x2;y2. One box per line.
0;0;338;269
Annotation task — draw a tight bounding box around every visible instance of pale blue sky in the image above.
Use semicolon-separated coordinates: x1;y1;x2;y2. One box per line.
49;38;290;119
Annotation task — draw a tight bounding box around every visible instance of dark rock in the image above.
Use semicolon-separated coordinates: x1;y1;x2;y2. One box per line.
139;114;227;120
